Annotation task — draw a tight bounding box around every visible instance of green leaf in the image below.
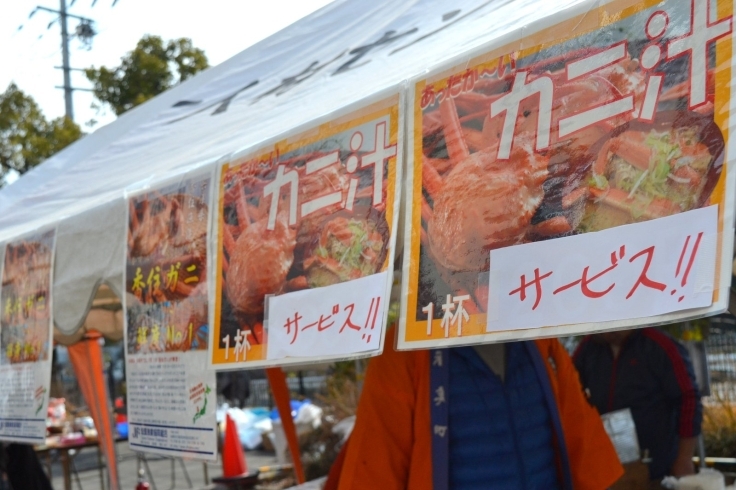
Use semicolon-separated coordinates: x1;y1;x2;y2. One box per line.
85;35;209;116
0;83;82;185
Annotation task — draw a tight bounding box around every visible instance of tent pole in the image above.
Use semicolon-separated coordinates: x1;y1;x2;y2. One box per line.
266;368;306;484
88;336;121;490
68;335;120;490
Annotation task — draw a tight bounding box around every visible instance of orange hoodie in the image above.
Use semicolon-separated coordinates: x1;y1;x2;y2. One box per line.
333;331;623;490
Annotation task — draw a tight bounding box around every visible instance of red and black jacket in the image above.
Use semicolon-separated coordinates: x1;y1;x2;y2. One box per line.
573;328;702;479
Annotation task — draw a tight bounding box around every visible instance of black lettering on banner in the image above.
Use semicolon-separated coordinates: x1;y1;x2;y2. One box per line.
391;2;495;55
253;51;346;103
167;80;260;124
333;29;418;75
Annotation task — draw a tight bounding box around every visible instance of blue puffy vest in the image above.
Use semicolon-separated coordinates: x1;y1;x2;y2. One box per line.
448;343;561;489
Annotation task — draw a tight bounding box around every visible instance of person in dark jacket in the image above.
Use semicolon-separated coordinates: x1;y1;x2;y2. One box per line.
216;370;251;408
573;327;702;480
1;443;53;490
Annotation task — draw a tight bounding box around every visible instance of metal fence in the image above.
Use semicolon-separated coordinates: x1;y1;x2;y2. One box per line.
247;375;328;408
706;315;736;402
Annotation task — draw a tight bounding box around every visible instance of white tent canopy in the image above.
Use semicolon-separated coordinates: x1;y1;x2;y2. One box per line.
0;0;583;335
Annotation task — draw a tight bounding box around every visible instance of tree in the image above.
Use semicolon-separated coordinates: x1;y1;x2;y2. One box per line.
85;35;209;116
0;83;82;184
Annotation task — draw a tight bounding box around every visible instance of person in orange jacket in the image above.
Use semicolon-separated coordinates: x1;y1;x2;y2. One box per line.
330;329;623;490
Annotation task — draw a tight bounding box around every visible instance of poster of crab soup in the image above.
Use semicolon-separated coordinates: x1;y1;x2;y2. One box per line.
0;229;55;443
123;170;216;460
211;92;402;369
399;0;736;349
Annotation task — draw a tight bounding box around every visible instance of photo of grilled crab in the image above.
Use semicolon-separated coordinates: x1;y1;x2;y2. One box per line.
428;140;549;272
129;193;208;261
127;192;209;304
225;211;296;315
1;239;53;364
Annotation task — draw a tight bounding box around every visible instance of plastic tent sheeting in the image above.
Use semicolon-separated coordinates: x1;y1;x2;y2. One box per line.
52;199;126;335
0;0;585;335
53;286;124;346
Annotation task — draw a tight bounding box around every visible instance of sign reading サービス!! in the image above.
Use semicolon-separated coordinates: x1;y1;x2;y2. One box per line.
211;91;402;369
399;0;736;349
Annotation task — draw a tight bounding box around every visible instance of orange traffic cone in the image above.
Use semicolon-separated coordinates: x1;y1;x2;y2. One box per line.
223;413;248;477
213;413;260;488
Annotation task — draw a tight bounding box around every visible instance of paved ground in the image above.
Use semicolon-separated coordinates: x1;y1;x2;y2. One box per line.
44;441;280;490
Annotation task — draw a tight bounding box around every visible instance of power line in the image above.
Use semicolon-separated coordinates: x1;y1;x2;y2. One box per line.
21;0;120;122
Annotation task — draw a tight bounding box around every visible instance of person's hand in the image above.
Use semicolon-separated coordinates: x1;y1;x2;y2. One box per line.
670;453;695;477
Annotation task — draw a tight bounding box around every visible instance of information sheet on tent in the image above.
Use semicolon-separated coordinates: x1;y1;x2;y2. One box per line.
123;169;217;460
399;0;736;350
0;229;55;443
210;91;402;369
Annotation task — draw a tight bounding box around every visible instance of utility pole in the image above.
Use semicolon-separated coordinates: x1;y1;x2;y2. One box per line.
59;0;73;120
27;3;97;123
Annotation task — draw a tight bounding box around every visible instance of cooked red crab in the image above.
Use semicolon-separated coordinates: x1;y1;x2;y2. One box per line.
2;242;51;324
592;56;647;110
170;195;208;251
295;165;351;242
428;140;550;272
226;212;296;314
131;197;180;258
4;242;50;287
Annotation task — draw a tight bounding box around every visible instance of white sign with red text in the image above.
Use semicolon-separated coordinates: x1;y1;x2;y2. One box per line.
266;271;388;360
487;206;718;332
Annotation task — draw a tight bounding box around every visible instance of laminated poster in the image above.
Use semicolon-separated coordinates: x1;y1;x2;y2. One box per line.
400;0;736;349
211;92;402;369
124;171;217;460
0;229;55;443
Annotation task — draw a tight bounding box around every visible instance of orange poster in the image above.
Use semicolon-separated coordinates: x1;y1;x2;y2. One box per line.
400;0;735;349
211;92;402;368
